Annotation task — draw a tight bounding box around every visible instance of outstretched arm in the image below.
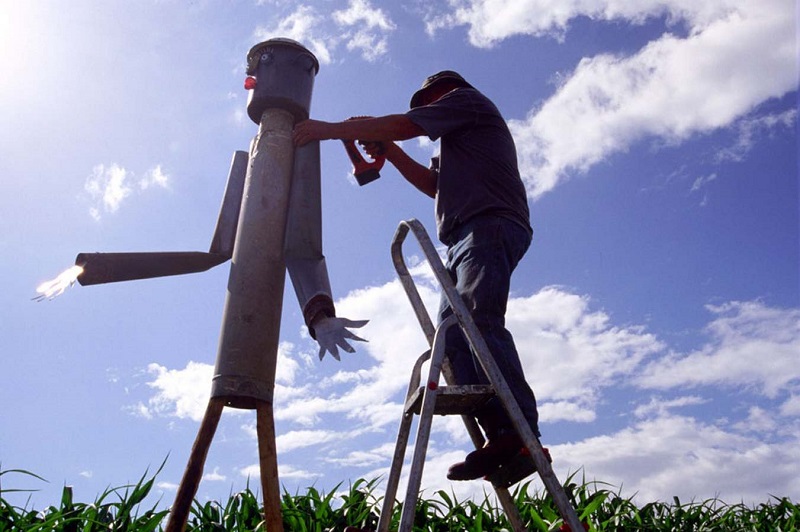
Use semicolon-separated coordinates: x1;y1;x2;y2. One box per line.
292;114;424;146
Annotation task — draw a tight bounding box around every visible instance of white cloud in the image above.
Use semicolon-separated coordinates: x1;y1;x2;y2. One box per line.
781;395;800;417
269;266;439;430
140;343;303;422
157;481;179;492
732;406;778;434
275;341;302;385
333;0;396;62
253;1;396;65
139;164;170;190
427;0;742;47
342;30;390;62
716;108;798;163
324;442;397;468
509;287;664;421
292;290;798;506
254;6;333;65
333;0;395;31
632;395;707;418
203;467;227;482
690;172;717;193
136;267;800;503
325;409;800;507
231;107;247;127
555;413;800;505
429;0;796;198
84;163;171;220
85;164;131;220
142;361;213;421
276;429;341;453
139;274;799;430
240;463;321;480
635;301;800;398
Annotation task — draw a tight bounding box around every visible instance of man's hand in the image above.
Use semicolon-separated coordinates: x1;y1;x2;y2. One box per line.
293;119;334;146
358;140;391;160
312;316;369;361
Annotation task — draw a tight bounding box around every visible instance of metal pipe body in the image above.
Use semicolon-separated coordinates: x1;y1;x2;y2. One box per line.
211;108;296;409
212;38;323;409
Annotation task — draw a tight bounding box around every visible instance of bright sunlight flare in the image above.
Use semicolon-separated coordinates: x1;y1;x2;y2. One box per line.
34;265;84;302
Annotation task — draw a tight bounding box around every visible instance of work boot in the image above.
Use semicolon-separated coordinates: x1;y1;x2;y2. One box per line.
446;433;523;481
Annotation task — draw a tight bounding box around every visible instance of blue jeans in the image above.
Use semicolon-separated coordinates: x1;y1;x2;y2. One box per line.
437;215;540;440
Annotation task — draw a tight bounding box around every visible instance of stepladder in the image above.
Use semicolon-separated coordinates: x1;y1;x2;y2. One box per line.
376;219;584;532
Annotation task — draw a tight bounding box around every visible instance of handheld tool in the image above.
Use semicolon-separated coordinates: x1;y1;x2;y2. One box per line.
342;139;385;185
340;116;386;186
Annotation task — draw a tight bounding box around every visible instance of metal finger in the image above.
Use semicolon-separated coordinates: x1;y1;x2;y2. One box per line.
337;339;356;353
342;319;369;328
342;330;367;342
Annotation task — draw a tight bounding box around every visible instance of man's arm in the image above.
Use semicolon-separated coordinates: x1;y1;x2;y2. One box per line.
293;114;437;198
380;142;437;198
293;114;423;146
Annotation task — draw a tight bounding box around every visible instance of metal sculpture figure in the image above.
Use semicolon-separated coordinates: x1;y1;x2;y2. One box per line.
69;38;366;531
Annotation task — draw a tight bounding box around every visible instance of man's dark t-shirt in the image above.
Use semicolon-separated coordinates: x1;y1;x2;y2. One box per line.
405;87;531;245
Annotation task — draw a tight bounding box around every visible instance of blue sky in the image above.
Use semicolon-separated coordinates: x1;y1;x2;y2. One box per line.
2;0;798;513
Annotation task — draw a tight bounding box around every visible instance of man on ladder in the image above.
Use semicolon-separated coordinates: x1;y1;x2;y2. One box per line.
293;70;540;482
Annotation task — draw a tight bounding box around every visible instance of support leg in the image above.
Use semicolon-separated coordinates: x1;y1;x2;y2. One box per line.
257;402;284;532
166;397;225;532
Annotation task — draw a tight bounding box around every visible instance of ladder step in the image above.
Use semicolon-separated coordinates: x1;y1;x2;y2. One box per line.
405;385;495;416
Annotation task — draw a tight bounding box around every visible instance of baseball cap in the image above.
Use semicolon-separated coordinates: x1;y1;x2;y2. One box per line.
409;70;474;109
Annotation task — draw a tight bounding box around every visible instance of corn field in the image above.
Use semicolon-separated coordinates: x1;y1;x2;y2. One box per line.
1;466;797;531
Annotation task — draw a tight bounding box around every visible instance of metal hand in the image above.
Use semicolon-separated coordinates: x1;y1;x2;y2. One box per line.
313;316;369;361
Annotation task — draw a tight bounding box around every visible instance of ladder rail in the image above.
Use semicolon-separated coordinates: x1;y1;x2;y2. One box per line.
397;315;455;531
379;319;527;532
377;402;416;532
390;221;436;343
391;221;487;449
389;220;525;532
389;218;584;532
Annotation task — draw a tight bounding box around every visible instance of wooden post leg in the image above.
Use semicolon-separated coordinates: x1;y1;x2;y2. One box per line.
256;402;284;532
165;398;225;532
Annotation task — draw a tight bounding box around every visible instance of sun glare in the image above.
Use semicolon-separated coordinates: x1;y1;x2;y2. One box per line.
0;3;53;105
34;265;84;302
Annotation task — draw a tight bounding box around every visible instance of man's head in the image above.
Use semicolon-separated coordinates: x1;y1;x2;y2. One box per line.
410;70;474;109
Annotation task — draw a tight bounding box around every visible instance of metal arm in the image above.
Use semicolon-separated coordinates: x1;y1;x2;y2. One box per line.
74;151;249;287
284;140;336;329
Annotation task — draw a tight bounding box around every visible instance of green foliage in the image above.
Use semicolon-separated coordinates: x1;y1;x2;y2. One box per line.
1;465;798;531
278;478;381;532
0;462;169;532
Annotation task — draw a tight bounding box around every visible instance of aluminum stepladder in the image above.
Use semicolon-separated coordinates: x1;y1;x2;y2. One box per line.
376;219;583;532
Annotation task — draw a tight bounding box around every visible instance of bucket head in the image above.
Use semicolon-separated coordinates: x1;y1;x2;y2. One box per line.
246;38;320;123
